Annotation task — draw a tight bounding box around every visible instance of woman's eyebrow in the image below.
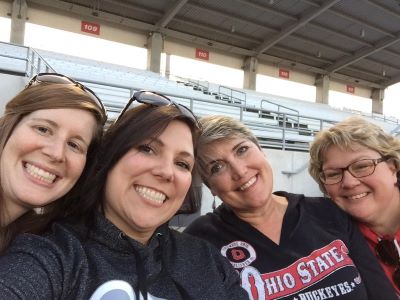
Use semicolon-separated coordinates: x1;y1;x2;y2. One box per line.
151;137;194;160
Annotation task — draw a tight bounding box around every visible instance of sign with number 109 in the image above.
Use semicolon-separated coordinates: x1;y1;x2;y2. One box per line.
81;21;100;35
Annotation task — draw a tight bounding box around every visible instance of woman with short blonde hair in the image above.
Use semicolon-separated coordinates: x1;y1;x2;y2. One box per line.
309;116;400;295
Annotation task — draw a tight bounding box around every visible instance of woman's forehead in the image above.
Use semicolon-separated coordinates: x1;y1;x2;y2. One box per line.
200;138;249;157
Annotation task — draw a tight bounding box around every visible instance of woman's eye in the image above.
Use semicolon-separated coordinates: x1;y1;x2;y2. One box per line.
67;141;83;153
138;144;154;154
176;161;191;171
35;126;50;135
325;170;341;179
210;162;225;175
237;145;249;155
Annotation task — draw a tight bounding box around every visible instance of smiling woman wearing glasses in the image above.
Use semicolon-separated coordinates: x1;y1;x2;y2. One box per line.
309;116;400;295
0;91;247;299
0;73;107;253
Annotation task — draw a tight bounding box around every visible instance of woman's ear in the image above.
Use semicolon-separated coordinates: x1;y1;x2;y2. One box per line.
387;158;399;174
386;158;399;185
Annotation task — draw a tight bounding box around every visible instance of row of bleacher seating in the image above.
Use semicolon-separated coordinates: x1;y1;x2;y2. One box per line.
1;42;399;150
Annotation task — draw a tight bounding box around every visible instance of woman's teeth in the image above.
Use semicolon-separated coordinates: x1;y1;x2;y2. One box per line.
240;176;256;191
25;163;56;183
135;185;166;204
348;192;368;200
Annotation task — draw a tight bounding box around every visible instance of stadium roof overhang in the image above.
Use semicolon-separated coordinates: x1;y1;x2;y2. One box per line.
25;0;400;89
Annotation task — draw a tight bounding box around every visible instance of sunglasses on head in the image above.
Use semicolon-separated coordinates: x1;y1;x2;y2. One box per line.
116;90;201;130
27;73;107;123
375;238;400;288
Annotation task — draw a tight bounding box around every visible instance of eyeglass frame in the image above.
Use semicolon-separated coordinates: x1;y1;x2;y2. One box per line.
116;90;201;130
27;72;107;123
319;157;389;185
375;238;400;289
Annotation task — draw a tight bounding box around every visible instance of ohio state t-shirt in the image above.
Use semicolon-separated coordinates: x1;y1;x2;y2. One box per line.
185;192;398;300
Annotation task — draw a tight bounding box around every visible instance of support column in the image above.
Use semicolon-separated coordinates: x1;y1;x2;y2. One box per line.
10;0;28;45
315;74;330;104
243;56;258;90
371;88;384;114
165;53;171;79
146;32;163;74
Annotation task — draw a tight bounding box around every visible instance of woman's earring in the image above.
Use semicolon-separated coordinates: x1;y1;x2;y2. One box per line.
212;196;216;210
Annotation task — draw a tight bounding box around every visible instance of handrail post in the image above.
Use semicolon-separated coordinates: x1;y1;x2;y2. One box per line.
37;58;42;73
25;47;30;76
30;50;35;77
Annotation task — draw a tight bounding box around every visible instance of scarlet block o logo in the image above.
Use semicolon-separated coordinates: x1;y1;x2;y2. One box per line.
221;241;256;269
231;248;246;261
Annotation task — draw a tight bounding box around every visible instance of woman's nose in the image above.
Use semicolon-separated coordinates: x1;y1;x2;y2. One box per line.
341;170;360;188
42;140;66;163
230;161;247;180
153;160;174;181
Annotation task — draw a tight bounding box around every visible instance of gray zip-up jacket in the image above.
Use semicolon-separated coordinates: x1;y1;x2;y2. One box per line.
0;213;248;300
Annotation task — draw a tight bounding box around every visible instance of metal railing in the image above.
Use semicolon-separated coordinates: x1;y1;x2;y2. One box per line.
260;99;300;127
72;77;337;151
218;85;246;106
0;41;55;77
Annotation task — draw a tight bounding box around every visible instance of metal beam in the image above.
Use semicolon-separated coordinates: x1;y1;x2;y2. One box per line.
381;72;400;87
156;0;188;28
103;0;160;16
254;0;341;55
301;0;395;37
367;0;400;20
186;1;399;72
238;0;400;60
327;33;400;73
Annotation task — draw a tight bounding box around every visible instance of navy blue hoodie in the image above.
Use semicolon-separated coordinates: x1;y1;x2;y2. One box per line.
0;213;248;300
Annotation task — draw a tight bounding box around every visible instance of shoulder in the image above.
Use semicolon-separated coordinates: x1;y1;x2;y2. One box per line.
302;195;349;222
166;229;234;272
282;192;354;238
169;228;218;251
279;191;348;221
0;221;88;299
168;228;228;262
7;220;86;262
184;212;220;234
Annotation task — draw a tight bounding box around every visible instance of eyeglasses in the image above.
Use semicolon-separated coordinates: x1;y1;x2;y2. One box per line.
117;90;201;130
319;157;388;185
27;73;107;122
375;238;400;289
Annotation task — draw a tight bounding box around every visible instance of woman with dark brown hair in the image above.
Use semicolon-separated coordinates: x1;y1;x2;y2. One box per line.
0;91;247;300
0;73;107;252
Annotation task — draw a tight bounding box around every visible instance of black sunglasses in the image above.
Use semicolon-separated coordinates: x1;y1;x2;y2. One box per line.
375;238;400;288
27;73;107;123
117;90;201;130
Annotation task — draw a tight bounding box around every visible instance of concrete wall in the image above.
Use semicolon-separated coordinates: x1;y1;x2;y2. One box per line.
0;1;11;18
330;80;371;98
0;73;26;114
27;3;147;48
